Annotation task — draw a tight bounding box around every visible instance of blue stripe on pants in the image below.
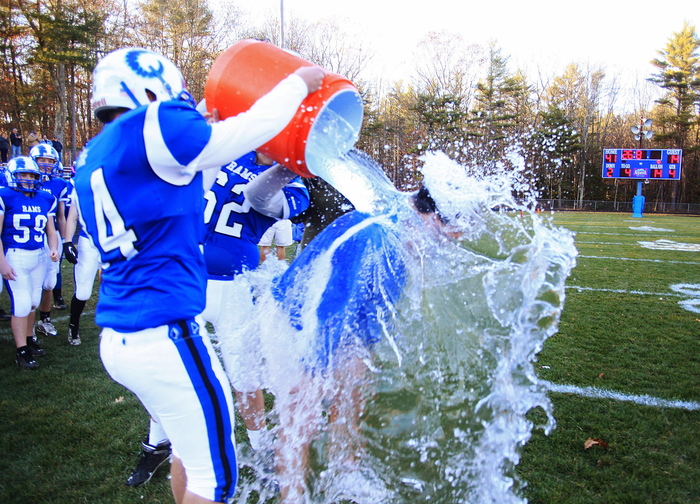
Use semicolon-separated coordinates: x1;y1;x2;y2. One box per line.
170;319;237;501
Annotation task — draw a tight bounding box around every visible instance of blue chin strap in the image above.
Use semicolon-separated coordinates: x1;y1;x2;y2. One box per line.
176;90;196;109
121;81;143;108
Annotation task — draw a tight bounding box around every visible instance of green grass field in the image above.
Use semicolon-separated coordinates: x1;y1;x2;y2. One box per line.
1;214;699;503
518;212;700;504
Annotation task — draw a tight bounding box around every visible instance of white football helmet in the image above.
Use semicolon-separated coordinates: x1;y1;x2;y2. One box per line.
91;48;195;123
29;143;61;177
6;156;43;192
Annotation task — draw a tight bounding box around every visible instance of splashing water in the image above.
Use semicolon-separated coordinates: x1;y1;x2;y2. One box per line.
306;108;400;214
226;151;577;503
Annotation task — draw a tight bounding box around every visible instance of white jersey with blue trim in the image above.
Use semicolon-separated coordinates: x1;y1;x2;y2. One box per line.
0;187;57;251
203;152;309;279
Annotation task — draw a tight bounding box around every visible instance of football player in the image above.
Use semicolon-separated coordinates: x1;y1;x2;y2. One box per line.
203;151;309;448
262;184;457;501
61;188;100;346
126;150;310;487
0;157;60;369
71;47;324;504
29;144;69;338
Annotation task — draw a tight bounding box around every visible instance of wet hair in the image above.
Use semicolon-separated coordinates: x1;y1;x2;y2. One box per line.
412;184;448;224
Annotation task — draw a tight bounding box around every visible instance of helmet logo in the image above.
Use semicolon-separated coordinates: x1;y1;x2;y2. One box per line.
125;50;166;80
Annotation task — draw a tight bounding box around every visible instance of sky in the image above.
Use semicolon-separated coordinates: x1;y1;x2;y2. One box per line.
228;0;699;106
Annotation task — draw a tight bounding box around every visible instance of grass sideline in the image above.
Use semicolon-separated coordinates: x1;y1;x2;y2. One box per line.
1;216;699;503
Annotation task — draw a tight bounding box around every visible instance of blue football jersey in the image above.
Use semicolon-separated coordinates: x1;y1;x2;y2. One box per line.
203;152;310;279
73;101;214;332
40;176;69;204
0;187;57;251
39;176;69;230
272;211;407;368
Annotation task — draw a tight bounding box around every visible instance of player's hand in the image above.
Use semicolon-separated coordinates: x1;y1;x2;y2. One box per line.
203;108;220;124
50;250;60;262
294;66;326;94
0;263;16;281
63;242;78;264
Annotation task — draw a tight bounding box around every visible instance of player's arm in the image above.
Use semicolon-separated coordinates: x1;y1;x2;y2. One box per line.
45;216;60;262
64;201;78;243
244;164;302;219
62;202;79;264
56;200;67;239
0;213;16;281
147;68;324;187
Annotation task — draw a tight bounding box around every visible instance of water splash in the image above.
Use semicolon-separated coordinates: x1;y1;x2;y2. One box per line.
228;151;577;503
306;109;400;214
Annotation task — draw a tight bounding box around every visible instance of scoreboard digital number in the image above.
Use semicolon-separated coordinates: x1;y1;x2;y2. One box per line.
602;149;682;180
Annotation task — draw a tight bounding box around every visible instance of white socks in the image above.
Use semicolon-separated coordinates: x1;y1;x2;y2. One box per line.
148;418;169;447
247;429;263;451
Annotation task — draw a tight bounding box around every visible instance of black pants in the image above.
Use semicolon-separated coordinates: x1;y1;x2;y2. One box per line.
0;148;7;163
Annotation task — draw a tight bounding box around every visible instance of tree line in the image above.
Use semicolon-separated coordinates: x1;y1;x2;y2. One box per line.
2;0;698;205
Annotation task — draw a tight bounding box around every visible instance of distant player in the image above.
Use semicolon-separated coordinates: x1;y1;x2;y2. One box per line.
61;188;101;346
29;144;69;338
258;219;293;262
0;157;60;369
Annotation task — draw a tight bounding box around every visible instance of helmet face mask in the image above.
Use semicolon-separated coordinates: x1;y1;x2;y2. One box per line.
92;48;195;123
29;144;60;180
6;156;43;193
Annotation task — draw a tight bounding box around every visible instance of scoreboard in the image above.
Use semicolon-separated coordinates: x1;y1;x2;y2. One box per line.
602;149;682;180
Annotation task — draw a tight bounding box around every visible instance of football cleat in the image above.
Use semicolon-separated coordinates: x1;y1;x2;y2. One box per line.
125;441;172;487
53;296;68;310
36;318;58;337
68;326;81;346
26;336;46;356
15;347;39;370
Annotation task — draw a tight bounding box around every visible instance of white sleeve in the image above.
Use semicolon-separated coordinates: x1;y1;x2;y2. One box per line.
244;164;297;219
145;73;308;186
186;74;308;175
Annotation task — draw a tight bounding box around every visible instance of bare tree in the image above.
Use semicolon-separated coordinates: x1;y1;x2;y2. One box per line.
413;31;484;99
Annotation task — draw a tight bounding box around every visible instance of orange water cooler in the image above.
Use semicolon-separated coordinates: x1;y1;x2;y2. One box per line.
205;39;364;178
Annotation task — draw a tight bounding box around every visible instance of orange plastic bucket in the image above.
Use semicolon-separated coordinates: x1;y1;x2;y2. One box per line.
205;40;364;178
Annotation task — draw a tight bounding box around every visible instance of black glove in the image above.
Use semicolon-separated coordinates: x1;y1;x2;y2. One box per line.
63;241;78;264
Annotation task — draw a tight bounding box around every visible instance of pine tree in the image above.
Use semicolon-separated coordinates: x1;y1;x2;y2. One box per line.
649;22;700;148
649;22;700;202
470;42;530;168
529;105;582;201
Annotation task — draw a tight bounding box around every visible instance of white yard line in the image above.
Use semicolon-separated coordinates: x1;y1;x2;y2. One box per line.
576;231;672;236
576;241;627;245
543;381;700;411
579;255;700;265
566;286;685;297
0;310;95;340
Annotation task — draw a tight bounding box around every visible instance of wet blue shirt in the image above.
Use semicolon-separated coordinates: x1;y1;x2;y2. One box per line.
272;211;407;368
